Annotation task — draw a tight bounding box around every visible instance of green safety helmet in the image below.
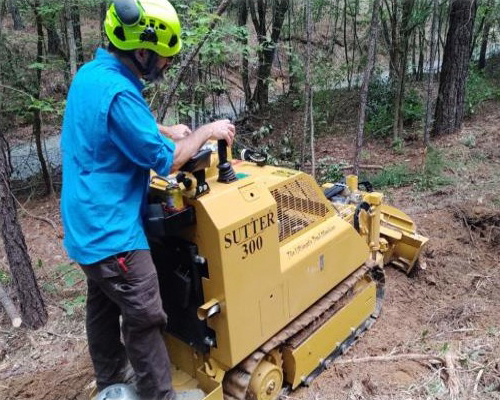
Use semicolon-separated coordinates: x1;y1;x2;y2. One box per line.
105;0;182;58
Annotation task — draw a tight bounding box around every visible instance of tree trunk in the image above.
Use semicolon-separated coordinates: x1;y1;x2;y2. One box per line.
388;0;400;82
65;0;78;79
328;1;341;54
238;0;251;107
478;24;490;70
46;22;62;55
423;0;439;147
392;0;414;142
286;0;297;93
432;0;477;136
353;0;381;175
71;0;84;67
470;10;485;59
0;63;48;330
100;0;107;47
301;0;314;175
0;133;48;329
343;0;351;90
33;0;53;196
7;0;23;30
411;30;417;76
248;0;289;111
478;0;494;70
417;27;424;81
0;1;6;31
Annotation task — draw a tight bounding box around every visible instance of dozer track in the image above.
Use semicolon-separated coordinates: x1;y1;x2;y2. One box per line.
222;261;386;400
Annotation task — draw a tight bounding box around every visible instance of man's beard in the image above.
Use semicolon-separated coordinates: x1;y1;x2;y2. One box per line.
143;64;167;84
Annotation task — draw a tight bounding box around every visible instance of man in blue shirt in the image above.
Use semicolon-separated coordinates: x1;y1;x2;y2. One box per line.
61;1;235;399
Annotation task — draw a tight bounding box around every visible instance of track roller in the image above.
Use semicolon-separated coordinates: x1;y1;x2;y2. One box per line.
248;358;283;400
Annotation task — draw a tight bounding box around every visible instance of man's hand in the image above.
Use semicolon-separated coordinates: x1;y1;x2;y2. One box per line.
170;119;237;172
158;124;192;141
195;119;236;146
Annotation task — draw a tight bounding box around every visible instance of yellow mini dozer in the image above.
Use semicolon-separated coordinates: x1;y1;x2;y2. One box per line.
142;141;428;400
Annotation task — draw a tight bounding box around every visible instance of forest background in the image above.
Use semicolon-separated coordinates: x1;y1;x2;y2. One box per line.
1;0;500;399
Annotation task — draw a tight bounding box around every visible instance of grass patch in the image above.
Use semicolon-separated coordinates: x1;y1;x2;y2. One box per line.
0;270;10;285
369;164;414;188
367;148;453;191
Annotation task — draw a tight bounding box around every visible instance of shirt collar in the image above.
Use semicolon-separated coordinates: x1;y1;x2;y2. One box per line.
95;48;145;91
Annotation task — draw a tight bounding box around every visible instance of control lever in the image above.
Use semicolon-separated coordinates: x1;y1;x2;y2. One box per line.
193;170;209;198
217;140;237;183
176;172;193;190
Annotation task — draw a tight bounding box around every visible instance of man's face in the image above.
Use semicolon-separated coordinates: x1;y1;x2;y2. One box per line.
157;56;173;71
153;56;173;82
135;49;173;83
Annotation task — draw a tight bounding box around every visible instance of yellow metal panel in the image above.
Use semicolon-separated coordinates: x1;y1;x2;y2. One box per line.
280;217;369;318
380;225;403;241
381;204;416;233
282;281;377;388
165;334;200;377
172;162;371;370
259;284;286;337
183;178;283;368
195;368;224;400
164;335;224;400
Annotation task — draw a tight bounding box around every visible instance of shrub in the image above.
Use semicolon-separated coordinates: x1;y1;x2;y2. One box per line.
365;77;394;138
465;66;497;116
365;77;423;138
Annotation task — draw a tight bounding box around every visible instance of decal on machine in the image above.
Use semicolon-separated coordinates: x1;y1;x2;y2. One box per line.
224;211;276;260
286;224;336;258
271;169;297;178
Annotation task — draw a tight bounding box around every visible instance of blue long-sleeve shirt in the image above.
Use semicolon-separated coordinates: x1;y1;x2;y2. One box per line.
61;48;175;264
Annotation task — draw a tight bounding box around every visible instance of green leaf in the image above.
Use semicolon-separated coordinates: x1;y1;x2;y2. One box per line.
62;295;86;316
28;62;48;70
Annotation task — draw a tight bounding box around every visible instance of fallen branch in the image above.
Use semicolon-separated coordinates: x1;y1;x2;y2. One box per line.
444;350;460;400
453;207;478;248
0;282;22;328
13;194;60;237
335;352;462;399
473;368;484;395
335;353;444;365
340;164;384;171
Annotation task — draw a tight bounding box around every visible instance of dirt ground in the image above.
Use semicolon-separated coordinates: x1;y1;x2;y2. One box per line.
0;100;499;400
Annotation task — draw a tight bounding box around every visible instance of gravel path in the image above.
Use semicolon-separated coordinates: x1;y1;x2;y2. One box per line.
10;133;62;181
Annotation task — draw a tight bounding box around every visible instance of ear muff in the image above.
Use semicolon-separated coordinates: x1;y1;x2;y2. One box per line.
105;0;182;57
114;0;142;26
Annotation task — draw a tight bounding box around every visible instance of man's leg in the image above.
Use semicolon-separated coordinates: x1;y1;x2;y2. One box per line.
84;275;129;391
84;250;174;400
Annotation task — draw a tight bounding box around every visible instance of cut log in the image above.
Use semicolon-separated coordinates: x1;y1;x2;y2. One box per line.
0;282;22;327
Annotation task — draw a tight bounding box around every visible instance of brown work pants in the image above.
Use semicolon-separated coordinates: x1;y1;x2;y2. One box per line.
81;250;175;400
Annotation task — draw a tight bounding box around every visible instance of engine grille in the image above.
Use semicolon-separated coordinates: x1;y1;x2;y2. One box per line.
271;176;331;242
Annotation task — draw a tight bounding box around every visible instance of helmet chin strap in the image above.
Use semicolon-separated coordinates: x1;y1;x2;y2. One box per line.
130;50;162;82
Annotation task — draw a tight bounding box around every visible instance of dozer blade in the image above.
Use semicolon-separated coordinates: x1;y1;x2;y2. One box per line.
380;204;429;274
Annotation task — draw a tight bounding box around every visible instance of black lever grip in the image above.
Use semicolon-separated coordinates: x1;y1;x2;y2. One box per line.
114;0;142;26
217;140;237;183
217;139;228;165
